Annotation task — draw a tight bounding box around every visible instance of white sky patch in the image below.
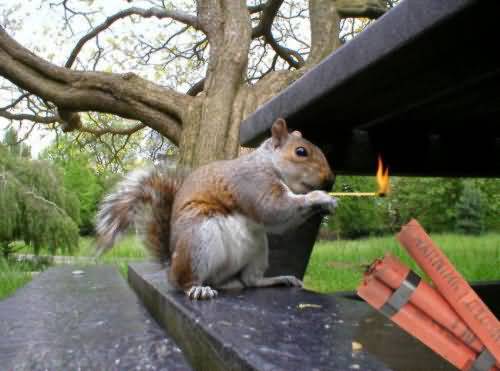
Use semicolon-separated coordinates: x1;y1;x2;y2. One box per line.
0;0;364;158
0;119;55;157
1;1;155;156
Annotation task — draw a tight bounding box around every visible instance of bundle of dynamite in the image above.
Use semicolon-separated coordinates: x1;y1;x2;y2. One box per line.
357;219;500;371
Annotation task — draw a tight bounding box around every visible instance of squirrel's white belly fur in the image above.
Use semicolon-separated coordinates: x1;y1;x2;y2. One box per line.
193;213;268;286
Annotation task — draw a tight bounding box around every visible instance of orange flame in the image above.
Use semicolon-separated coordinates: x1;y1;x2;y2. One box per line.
376;155;390;195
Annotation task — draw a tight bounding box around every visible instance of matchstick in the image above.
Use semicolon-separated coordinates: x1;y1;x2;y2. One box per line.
328;192;385;197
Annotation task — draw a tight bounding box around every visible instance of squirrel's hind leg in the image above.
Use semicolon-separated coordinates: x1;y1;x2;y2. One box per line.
239;238;303;289
170;218;228;300
185;286;218;300
169;235;219;300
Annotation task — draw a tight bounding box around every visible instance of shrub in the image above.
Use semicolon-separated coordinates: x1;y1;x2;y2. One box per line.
455;182;484;234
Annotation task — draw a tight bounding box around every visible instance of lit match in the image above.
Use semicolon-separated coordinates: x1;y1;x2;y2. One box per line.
329;156;390;197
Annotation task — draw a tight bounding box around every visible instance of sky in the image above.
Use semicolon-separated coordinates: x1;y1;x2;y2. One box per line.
0;0;164;155
0;0;336;157
0;0;210;156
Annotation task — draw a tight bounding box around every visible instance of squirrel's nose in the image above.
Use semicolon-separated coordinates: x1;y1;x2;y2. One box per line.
322;173;335;191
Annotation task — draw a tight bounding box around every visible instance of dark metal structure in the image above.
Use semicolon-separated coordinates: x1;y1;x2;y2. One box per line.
240;0;500;280
240;0;500;177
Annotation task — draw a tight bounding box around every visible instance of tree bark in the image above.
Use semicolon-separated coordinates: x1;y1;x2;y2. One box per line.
0;0;387;169
178;0;252;166
308;0;342;67
336;0;386;19
0;26;187;144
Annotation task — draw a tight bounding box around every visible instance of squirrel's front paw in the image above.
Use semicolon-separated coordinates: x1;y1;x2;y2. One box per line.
306;191;338;214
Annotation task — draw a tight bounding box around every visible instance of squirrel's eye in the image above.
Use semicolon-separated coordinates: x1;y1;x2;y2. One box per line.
295;147;308;157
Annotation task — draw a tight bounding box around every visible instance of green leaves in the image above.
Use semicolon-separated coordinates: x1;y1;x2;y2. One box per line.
41;136;108;234
0;144;79;257
455;181;485;235
388;177;462;232
327;176;388;238
325;176;499;238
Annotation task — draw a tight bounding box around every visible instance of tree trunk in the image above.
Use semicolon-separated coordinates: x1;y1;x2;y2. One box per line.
1;242;11;259
178;0;344;169
177;98;203;168
0;1;386;170
308;0;342;67
178;0;251;168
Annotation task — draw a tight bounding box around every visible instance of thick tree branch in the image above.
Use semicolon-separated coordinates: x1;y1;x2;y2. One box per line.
188;0;252;164
250;0;304;69
186;78;205;96
197;0;223;40
0;108;145;137
336;0;387;19
0;110;57;124
0;26;189;144
251;0;284;38
66;7;202;68
266;34;305;68
79;122;145;137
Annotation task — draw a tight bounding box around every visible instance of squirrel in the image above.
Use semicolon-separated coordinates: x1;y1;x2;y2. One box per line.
96;118;337;300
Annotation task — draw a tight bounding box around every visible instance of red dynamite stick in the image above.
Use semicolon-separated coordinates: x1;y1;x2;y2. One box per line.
368;254;484;353
397;219;500;364
357;276;477;371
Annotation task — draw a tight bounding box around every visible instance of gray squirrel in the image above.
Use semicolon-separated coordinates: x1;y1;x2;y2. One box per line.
96;118;337;300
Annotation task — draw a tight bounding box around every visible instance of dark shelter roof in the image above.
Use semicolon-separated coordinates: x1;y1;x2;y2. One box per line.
240;0;500;177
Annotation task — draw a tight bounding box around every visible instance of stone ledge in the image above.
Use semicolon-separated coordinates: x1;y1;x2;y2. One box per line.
0;265;190;370
129;262;492;371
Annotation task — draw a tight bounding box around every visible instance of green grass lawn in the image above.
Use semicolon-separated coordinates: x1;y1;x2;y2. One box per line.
0;258;51;300
70;235;148;277
304;233;500;293
2;233;499;299
0;235;148;299
76;235;147;260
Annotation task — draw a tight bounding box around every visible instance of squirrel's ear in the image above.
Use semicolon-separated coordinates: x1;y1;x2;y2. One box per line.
291;130;302;138
271;118;288;148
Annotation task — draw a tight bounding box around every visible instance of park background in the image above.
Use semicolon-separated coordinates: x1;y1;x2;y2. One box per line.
0;0;498;299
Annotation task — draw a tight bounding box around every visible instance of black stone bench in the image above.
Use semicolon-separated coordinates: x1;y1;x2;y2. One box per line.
129;262;500;371
1;264;496;370
0;265;190;370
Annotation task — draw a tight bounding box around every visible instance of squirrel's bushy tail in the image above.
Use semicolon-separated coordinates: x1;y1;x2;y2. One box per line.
95;167;184;262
